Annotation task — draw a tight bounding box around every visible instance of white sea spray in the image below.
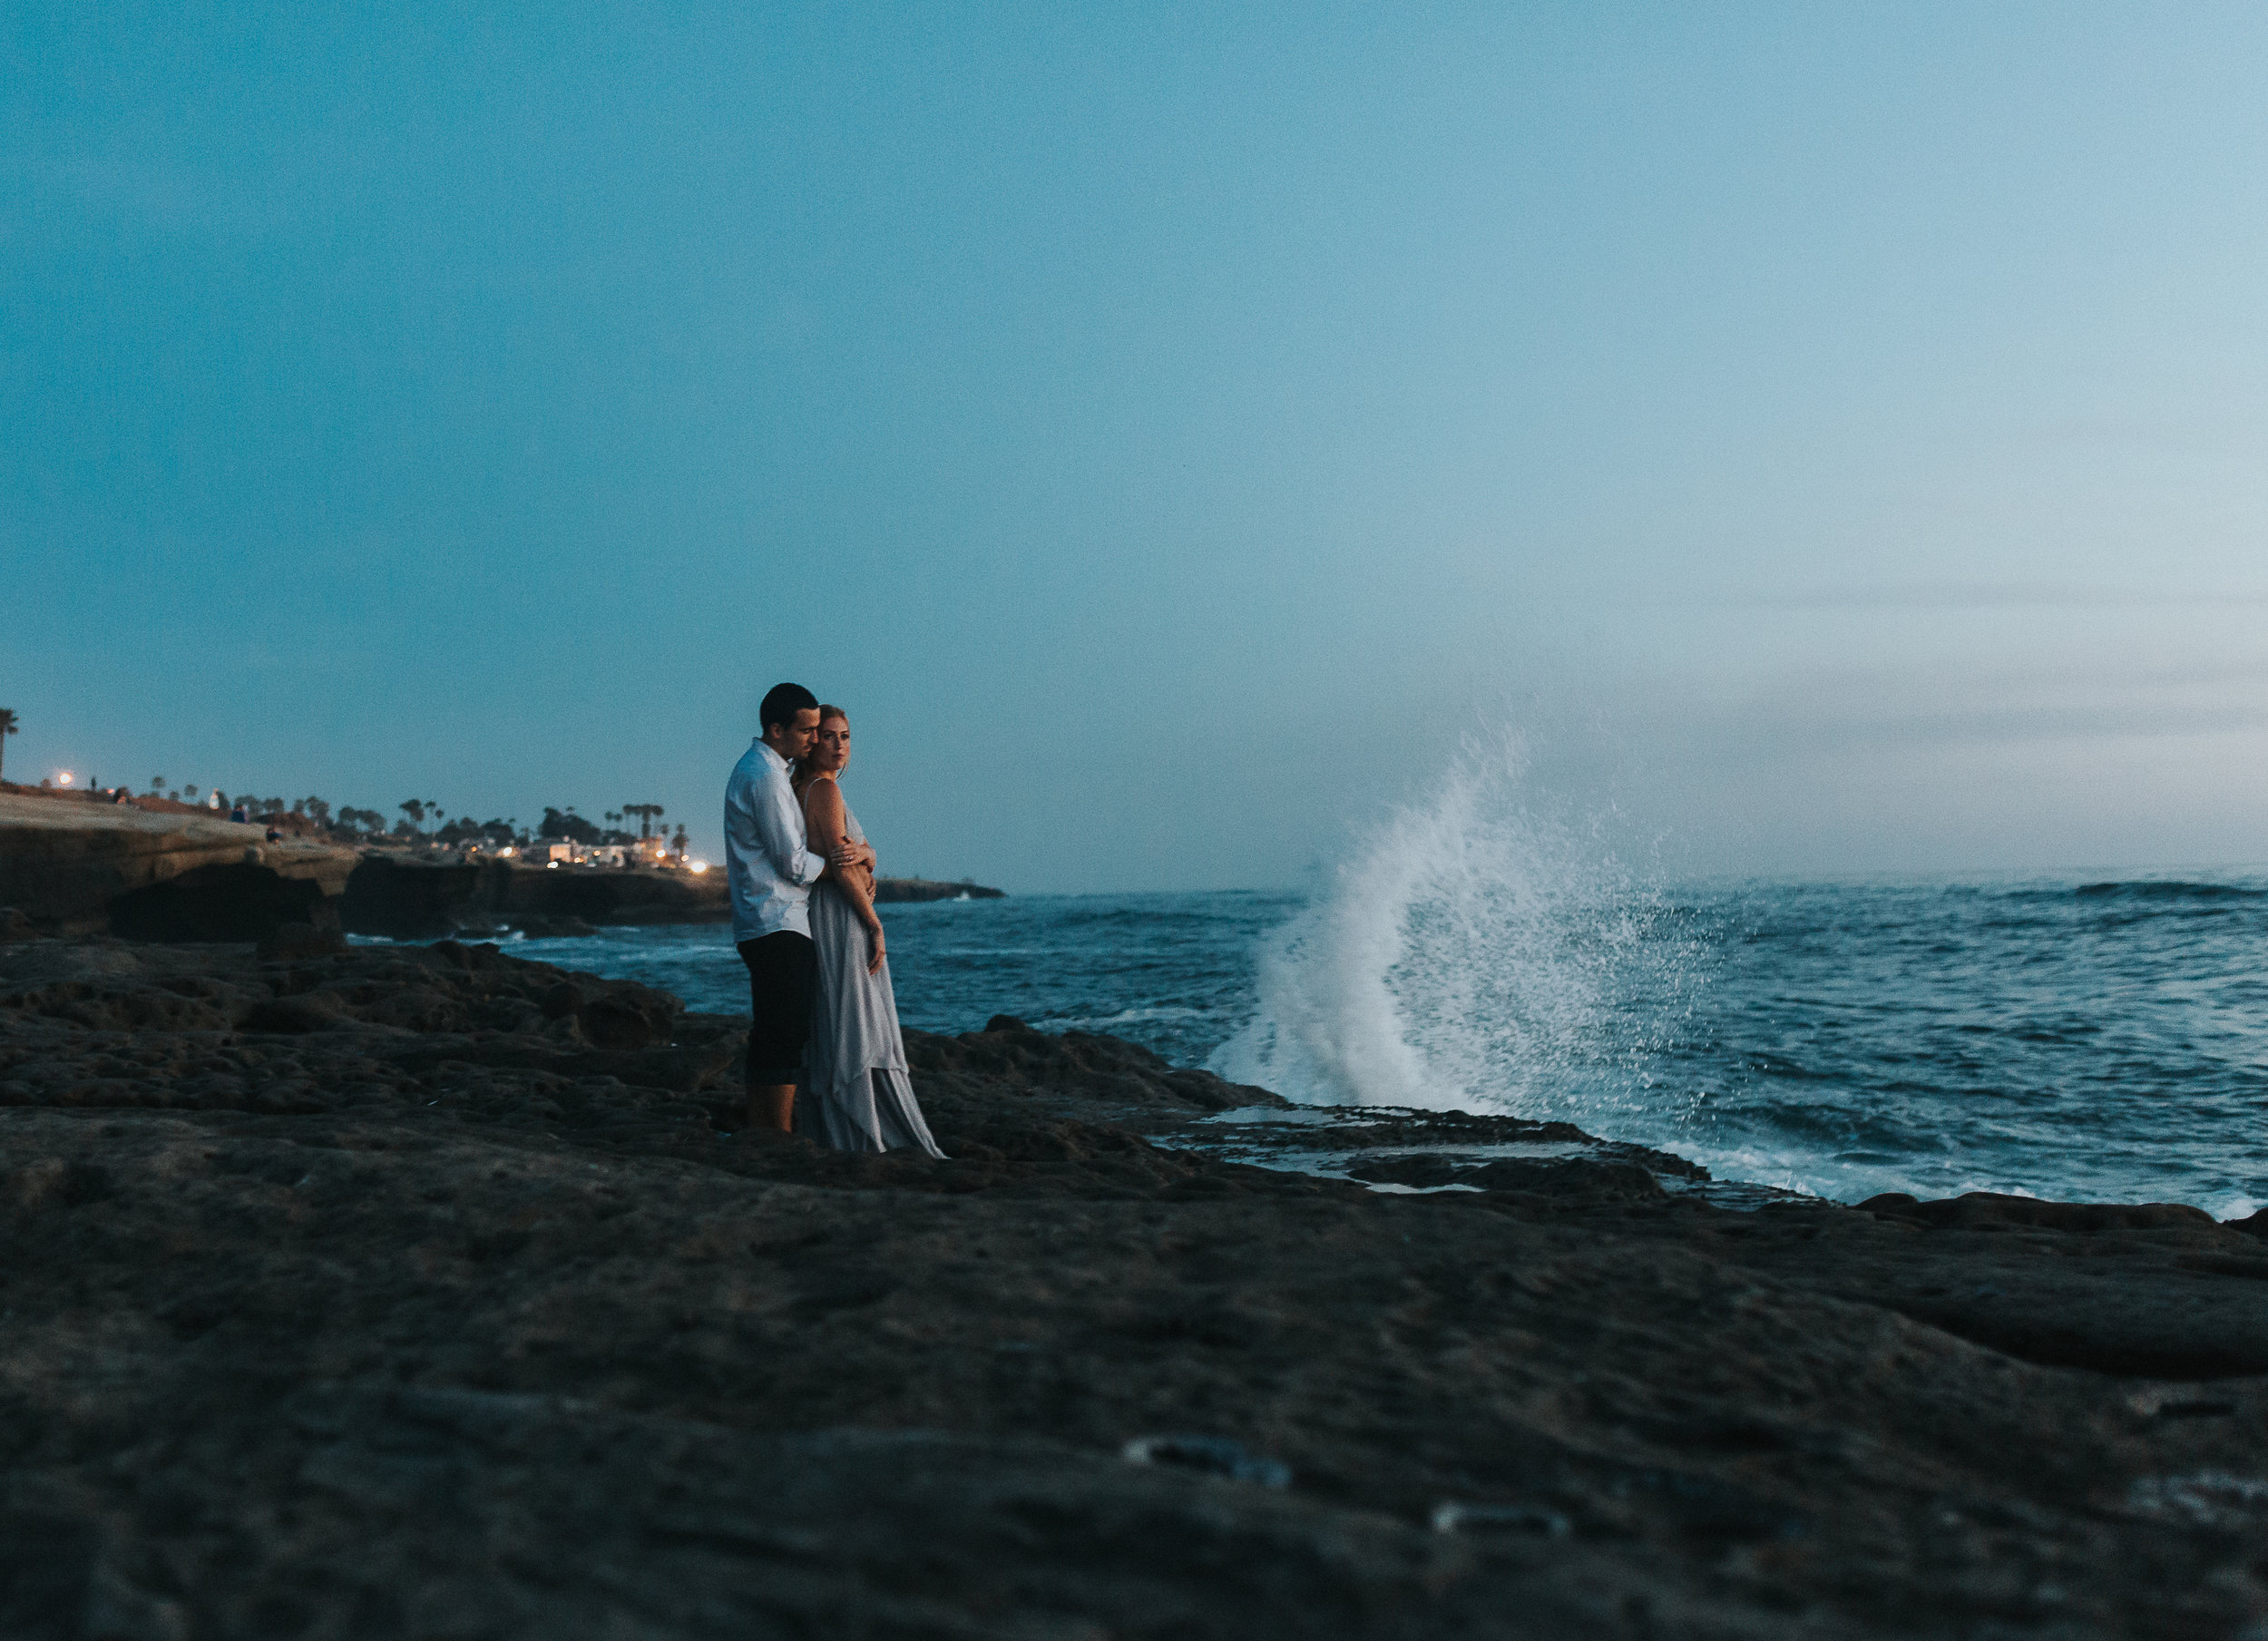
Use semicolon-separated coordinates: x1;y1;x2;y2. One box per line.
1208;729;1706;1132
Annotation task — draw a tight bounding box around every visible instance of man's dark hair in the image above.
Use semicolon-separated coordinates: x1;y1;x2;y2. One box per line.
759;681;820;733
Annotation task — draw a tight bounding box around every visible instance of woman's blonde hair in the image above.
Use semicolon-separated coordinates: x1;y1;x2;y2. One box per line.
793;706;850;782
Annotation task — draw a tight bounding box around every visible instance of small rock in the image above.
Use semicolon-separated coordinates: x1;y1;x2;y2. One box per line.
515;915;599;940
1120;1435;1290;1488
1430;1502;1571;1538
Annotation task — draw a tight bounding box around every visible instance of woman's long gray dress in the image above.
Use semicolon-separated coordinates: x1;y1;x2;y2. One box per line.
805;795;946;1157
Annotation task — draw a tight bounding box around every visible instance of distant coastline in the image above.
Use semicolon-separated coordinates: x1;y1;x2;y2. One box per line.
0;780;1003;942
871;876;1005;904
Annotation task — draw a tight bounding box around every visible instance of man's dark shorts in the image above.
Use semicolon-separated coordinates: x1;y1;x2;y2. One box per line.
738;930;816;1087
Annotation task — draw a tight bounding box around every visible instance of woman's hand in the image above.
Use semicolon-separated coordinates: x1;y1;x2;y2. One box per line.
863;914;886;976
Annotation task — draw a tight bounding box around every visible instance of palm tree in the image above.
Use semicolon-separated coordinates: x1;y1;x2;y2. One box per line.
0;708;15;784
400;799;425;839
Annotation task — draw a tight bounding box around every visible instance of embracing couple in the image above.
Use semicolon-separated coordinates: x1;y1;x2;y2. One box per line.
723;682;946;1157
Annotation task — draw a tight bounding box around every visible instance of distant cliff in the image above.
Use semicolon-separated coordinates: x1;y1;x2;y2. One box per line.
0;792;358;939
336;856;1004;939
0;785;1004;943
872;877;1004;904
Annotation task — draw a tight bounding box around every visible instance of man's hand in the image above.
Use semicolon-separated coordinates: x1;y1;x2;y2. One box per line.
828;839;863;870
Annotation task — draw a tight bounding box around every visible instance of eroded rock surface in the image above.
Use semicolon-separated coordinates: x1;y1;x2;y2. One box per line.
0;793;357;939
2;939;2265;1637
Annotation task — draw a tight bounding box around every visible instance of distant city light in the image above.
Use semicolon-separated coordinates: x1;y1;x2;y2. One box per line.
57;772;73;786
689;859;709;874
499;846;514;857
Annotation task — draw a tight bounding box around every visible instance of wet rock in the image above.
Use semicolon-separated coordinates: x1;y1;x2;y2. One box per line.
1461;1157;1666;1198
1346;1154;1471;1188
905;1017;1287;1114
1206;1106;1710;1181
1856;1190;2219;1233
1350;1154;1668;1199
256;922;350;961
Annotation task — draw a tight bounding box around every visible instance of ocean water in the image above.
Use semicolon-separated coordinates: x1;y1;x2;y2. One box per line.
486;754;2268;1218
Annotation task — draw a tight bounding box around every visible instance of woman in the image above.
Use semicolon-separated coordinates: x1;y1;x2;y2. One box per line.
794;707;947;1157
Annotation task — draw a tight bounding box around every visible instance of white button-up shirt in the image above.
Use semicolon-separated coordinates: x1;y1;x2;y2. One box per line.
724;738;826;942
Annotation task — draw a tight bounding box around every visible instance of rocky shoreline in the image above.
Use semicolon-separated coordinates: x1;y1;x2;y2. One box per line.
3;934;2266;1636
0;796;1006;944
0;793;358;941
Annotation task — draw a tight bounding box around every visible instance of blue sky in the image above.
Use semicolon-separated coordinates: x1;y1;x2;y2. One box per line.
6;4;2266;889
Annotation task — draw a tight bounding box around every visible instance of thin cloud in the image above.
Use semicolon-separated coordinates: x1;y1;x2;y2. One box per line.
1592;651;2268;762
1742;582;2268;611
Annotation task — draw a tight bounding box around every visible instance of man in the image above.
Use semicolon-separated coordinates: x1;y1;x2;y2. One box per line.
724;682;871;1133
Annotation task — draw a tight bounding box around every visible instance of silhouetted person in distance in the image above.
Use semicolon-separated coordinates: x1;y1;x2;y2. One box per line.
724;682;869;1134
